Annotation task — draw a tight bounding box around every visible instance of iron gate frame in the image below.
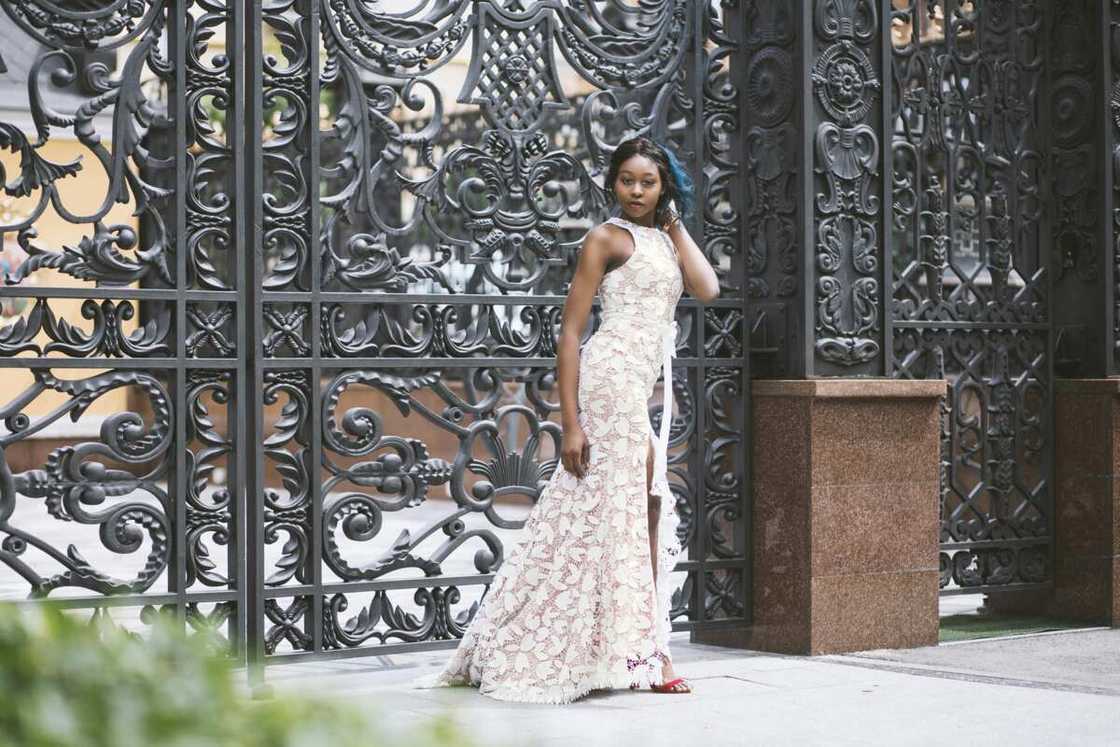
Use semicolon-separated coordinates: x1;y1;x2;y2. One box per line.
240;0;753;674
885;0;1061;598
0;1;753;673
3;0;1105;673
0;0;247;654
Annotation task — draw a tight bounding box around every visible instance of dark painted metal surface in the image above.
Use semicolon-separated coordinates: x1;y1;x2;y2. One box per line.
748;0;1079;597
0;0;243;646
3;0;1096;669
887;1;1054;594
245;0;750;668
0;0;750;671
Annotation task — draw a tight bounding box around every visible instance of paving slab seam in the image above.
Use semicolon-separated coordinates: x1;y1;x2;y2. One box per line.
723;675;781;688
935;626;1111;646
818;656;1120;697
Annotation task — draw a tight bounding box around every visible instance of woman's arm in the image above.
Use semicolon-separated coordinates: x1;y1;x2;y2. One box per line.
557;225;613;478
665;219;720;303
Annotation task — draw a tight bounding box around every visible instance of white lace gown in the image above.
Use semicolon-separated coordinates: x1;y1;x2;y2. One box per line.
413;215;685;704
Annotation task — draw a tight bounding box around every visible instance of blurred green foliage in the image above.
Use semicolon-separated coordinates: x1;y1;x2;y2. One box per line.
0;603;465;747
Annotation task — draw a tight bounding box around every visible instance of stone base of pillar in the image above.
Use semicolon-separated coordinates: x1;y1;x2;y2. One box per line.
982;380;1120;626
693;379;945;655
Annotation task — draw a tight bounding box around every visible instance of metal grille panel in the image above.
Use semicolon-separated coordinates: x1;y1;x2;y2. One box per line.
0;0;754;668
888;0;1053;594
245;0;750;665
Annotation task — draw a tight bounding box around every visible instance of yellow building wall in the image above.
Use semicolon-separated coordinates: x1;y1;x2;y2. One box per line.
1;22;621;425
2;137;141;419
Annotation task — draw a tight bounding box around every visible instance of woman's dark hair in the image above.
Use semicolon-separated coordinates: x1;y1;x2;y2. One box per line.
604;136;696;228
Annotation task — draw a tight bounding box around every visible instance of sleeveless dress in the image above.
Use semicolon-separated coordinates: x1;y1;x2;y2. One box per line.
413;215;685;704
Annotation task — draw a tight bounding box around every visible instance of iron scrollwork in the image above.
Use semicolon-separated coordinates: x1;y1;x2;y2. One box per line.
741;0;799;377
890;0;1052;592
0;0;749;661
811;0;882;371
0;370;172;597
0;0;240;649
254;0;747;655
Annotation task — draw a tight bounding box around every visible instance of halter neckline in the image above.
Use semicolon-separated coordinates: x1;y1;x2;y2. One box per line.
611;215;661;232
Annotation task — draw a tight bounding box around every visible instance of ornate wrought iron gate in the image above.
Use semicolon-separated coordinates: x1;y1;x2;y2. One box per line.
0;0;750;668
888;0;1075;596
747;0;1078;601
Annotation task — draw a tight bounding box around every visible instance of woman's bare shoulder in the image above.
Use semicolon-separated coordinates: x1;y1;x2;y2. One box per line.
586;220;623;238
585;221;630;250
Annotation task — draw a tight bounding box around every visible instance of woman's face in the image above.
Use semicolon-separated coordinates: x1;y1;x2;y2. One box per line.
613;154;662;223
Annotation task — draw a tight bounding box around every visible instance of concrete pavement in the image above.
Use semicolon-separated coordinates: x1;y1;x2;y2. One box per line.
262;627;1120;747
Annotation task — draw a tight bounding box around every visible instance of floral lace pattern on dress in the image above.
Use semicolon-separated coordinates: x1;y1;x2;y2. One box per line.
413;216;685;704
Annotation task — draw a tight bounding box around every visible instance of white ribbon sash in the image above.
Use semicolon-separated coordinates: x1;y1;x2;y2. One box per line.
653;319;679;480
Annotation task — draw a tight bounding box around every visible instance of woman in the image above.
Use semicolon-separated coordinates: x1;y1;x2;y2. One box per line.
415;136;720;703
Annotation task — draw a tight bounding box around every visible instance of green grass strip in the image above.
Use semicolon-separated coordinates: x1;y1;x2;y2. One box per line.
939;614;1094;643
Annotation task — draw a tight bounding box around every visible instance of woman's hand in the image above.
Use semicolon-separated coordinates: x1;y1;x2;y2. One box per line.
561;423;591;479
660;199;682;232
663;201;721;303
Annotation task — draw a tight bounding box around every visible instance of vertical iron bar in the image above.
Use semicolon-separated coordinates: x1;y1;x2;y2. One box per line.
172;0;188;629
308;0;324;655
945;0;959;460
690;0;707;626
222;0;245;658
1103;0;1116;377
800;0;815;378
911;4;923;368
880;0;893;378
946;0;958;323
231;0;249;664
242;0;266;687
733;0;753;625
1041;1;1057;606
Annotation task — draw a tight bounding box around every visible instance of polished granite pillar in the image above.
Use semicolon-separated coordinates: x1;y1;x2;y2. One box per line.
696;379;945;655
1050;380;1120;624
983;380;1120;625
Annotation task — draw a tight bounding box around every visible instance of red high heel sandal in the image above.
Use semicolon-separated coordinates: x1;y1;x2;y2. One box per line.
649;677;692;694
